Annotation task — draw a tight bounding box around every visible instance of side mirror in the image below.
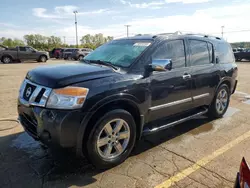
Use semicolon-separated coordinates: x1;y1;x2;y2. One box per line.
152;59;173;71
144;59;172;78
32;50;36;53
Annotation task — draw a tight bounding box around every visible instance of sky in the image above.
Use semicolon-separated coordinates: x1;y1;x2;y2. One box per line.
1;0;250;43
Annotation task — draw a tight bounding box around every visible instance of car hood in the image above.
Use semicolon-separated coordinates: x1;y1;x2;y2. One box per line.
26;63;116;88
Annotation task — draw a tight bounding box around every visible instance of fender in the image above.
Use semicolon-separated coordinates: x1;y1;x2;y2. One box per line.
88;93;142;114
215;76;232;93
76;93;145;156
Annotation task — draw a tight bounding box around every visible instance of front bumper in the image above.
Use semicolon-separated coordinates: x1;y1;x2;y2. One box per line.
18;100;87;149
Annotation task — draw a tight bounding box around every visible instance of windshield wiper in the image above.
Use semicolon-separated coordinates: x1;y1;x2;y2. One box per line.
89;60;118;70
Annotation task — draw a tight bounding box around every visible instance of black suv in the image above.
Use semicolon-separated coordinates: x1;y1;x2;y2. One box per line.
18;33;238;169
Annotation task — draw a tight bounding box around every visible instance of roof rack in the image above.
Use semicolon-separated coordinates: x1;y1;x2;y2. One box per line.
184;33;221;40
157;31;182;36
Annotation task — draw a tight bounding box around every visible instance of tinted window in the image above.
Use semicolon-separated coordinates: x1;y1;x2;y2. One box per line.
189;40;210;66
208;42;213;63
19;47;26;51
216;43;234;63
25;47;33;52
152;40;186;69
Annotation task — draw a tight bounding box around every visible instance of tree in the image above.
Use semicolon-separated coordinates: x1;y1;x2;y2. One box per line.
24;34;62;50
0;37;24;47
80;34;113;48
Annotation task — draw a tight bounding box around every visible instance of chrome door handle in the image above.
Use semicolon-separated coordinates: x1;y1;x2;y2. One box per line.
182;74;191;80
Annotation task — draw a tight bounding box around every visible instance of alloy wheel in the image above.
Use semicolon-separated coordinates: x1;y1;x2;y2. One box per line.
97;118;130;159
216;88;228;114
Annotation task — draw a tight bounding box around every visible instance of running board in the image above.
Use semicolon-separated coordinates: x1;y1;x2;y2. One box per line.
142;108;208;135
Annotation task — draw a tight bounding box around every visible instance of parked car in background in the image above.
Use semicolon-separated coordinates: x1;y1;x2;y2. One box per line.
62;48;77;60
71;48;93;60
234;49;250;61
17;33;237;169
50;48;62;59
0;46;49;63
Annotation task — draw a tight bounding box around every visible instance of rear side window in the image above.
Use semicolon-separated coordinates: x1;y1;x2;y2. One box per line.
189;40;210;66
152;40;186;69
19;47;26;51
207;43;214;63
216;43;234;63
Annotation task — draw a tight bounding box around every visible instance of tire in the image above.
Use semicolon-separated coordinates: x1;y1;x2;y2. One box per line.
2;56;12;64
208;84;230;118
84;109;136;169
38;55;47;63
78;55;84;61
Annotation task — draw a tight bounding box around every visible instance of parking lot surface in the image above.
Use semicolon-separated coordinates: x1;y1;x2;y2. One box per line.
1;60;250;188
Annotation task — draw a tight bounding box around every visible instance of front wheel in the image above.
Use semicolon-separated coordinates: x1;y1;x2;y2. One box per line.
85;109;136;169
208;84;230;118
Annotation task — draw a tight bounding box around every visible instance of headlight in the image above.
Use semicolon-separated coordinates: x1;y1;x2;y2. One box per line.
46;87;89;109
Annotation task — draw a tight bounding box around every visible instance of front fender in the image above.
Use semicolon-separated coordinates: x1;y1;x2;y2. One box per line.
76;93;146;156
88;93;142;114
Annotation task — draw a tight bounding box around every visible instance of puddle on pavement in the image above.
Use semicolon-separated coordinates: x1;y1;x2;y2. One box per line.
234;91;250;104
190;122;214;136
170;106;241;143
10;132;44;158
243;100;250;105
223;107;241;118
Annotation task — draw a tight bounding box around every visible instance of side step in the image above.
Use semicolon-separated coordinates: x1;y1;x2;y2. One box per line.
142;108;208;136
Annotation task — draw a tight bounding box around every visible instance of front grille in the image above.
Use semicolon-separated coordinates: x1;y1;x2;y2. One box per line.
19;79;52;107
19;114;38;139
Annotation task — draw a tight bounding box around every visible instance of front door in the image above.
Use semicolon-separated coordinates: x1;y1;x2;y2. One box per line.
18;47;36;60
148;39;193;122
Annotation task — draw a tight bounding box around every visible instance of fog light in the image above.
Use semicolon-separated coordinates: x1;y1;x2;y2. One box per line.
40;131;51;143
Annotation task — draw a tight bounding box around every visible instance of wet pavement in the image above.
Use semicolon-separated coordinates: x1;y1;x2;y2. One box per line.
1;60;250;188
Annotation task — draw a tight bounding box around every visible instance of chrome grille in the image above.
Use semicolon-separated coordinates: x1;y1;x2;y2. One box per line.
19;79;52;107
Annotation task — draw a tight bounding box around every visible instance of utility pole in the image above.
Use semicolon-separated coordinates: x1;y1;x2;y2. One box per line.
221;26;224;38
73;11;78;47
63;36;66;44
124;25;131;37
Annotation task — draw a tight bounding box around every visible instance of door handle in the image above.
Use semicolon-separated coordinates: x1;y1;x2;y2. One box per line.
182;74;191;80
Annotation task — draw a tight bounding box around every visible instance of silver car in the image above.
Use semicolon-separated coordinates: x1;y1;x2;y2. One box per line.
71;48;93;60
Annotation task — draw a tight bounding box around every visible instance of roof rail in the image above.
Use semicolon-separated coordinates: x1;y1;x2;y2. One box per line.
157;31;182;36
184;33;221;40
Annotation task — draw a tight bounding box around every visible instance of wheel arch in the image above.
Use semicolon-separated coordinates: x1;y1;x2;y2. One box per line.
216;78;231;93
1;54;13;61
76;96;143;156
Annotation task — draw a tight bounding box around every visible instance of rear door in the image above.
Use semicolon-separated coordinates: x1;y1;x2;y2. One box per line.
148;39;193;121
187;39;218;108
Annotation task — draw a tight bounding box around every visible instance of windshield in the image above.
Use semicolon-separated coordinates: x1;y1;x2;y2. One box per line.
83;40;152;67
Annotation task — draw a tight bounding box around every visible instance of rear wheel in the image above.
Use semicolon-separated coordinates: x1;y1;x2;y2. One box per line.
78;55;84;61
38;55;47;63
84;109;136;169
208;84;230;118
2;56;12;64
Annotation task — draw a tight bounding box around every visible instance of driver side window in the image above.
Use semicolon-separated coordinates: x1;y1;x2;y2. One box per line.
152;40;186;69
25;47;33;52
